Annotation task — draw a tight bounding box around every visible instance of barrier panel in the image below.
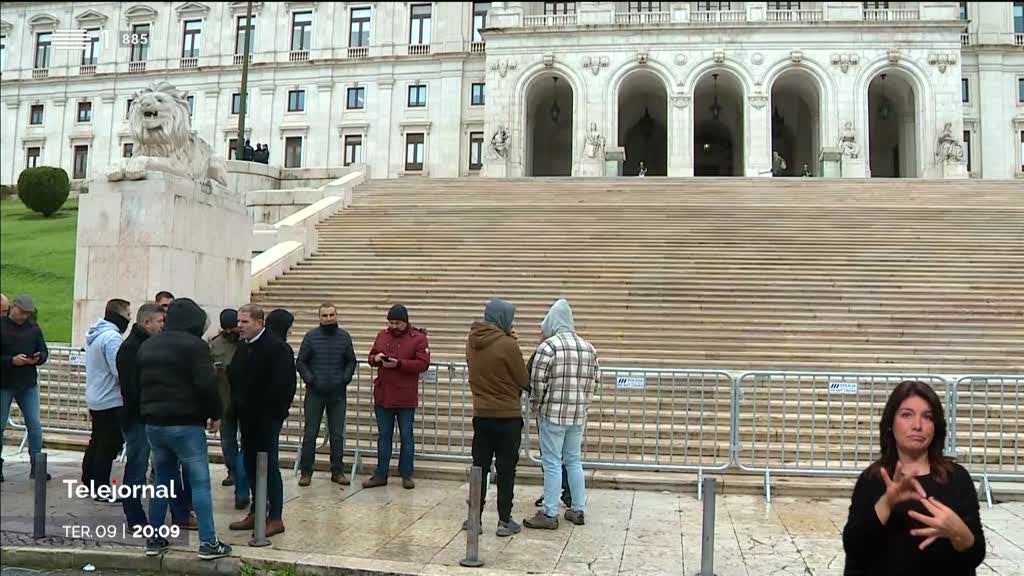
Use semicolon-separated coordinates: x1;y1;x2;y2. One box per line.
952;375;1024;506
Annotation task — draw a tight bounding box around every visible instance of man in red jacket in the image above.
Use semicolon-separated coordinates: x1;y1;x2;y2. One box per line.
363;305;430;489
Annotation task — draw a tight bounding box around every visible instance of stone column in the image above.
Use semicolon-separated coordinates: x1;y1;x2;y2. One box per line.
668;95;691;176
747;96;772;177
72;174;251;345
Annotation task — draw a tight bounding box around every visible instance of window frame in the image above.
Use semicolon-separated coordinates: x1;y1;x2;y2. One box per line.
1015;2;1024;34
346;87;365;110
73;145;89;179
82;28;101;65
291;11;313;51
35;32;52;69
629;1;664;11
409;3;432;46
963;129;972;173
350;6;371;47
284;136;303;168
125;98;134;120
77;101;93;123
186;95;195;116
26;147;41;168
961;78;969;103
182;19;202;58
471;82;485;106
344;134;363;166
408;84;427;108
472;2;490;43
235;15;255;56
228;138;239;160
544;2;577;14
405;132;425;171
29;104;44;125
469;131;484;170
123;142;134;158
959;1;967;21
231;92;249;115
130;23;150;62
1019;77;1024;103
287;89;306;113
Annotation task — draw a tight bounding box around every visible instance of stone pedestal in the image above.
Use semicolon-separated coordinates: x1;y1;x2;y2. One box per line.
941;163;969;179
72;173;251;346
841;156;867;178
604;147;625;177
818;147;842;178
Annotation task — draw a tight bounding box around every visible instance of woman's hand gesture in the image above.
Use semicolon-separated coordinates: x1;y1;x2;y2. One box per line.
909;497;976;551
875;461;927;524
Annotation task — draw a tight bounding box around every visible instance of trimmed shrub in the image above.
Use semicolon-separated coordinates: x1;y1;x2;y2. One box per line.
17;166;70;217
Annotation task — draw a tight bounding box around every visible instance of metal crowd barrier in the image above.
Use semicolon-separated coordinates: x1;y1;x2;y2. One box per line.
4;344;1022;505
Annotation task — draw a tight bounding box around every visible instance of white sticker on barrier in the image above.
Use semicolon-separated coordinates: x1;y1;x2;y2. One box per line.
829;381;859;395
420;369;438;385
68;352;87;366
615;376;646;389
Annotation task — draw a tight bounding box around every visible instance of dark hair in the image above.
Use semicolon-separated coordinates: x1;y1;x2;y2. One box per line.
238;303;265;322
105;298;130;318
136;302;163;323
318;302;336;315
154;291;175;302
870;380;953;483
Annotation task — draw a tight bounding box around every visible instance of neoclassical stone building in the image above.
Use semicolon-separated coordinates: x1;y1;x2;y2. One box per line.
1;2;1022;184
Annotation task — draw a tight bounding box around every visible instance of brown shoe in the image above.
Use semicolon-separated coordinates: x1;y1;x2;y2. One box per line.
265;519;286;537
402;476;415;490
298;472;312;487
362;475;387;489
523;510;559;530
332;472;351;486
175;511;198;531
229;513;255;531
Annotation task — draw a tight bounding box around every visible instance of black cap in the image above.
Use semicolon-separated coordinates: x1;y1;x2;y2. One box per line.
220;308;238;329
387;304;409;323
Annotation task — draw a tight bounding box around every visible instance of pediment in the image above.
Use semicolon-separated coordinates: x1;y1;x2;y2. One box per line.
176;2;211;20
230;2;264;14
75;10;109;27
0;19;13;34
28;14;60;30
124;4;159;23
286;1;318;12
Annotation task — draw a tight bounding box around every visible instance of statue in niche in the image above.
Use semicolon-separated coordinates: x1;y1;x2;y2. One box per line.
839;121;860;159
106;81;228;186
584;122;606;159
489;125;510;159
935;122;964;164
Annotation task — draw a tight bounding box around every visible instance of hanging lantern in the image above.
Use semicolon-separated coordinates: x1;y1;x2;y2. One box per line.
710;74;722;120
878;74;891;120
549;77;561;125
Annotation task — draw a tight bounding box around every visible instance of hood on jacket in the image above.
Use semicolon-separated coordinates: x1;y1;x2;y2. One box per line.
164;298;208;337
469;321;509;350
266;309;294;341
128;322;152;343
86;318;120;345
541;299;575;338
483;299;515;335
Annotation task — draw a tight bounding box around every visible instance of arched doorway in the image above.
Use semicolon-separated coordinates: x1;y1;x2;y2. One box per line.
693;71;744;176
618;70;668;176
770;70;822;177
525;73;574;176
867;71;918;178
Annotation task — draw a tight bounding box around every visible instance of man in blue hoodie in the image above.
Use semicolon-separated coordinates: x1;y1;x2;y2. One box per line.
82;298;130;493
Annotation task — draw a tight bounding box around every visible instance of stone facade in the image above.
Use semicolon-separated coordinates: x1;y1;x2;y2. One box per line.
1;2;1022;181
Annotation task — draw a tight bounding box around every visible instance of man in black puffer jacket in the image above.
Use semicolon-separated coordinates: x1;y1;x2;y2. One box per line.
137;298;231;561
296;303;356;487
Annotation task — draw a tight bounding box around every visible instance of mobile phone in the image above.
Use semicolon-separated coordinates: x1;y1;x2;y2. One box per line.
214;361;224;369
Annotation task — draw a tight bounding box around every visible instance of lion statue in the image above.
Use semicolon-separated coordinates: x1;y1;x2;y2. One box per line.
107;81;228;187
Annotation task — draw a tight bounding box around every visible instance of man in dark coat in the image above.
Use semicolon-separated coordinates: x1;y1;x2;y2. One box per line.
228;304;296;538
296;302;356;487
137;298;231;560
0;295;49;482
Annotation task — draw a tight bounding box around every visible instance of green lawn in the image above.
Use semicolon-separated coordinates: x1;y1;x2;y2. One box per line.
0;198;78;343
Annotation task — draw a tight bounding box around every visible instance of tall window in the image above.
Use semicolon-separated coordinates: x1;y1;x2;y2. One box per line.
182;19;202;58
347;87;365;109
1;35;6;71
235;15;255;55
130;24;149;62
126;98;134;120
469;132;483;170
291;12;313;51
963;130;972;173
77;102;92;123
284;136;303;168
697;1;731;9
73;145;89;179
35;32;52;68
83;29;100;65
228;138;239;160
959;1;967;20
231;93;248;114
405;133;424;171
1016;2;1024;33
288;90;306;112
473;2;490;42
344;135;363;166
544;2;576;13
630;1;663;10
26;147;41;168
471;83;485;106
768;1;800;9
408;84;427;107
863;1;890;9
409;4;432;45
962;78;969;103
30;105;44;125
350;7;371;47
1020;130;1024;172
123;142;134;158
1019;78;1024;102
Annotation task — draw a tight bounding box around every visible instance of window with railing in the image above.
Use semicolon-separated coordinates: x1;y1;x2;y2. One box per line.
77;102;92;123
235;15;255;55
959;1;967;21
469;132;483;170
35;32;52;69
863;1;890;8
410;4;432;45
285;137;303;168
473;2;491;42
130;24;149;62
350;7;371;47
83;29;100;65
768;1;801;8
1015;3;1024;33
408;84;427;107
344;135;363;166
629;1;663;10
30;104;44;125
544;2;576;14
405;133;424;171
182;19;201;58
288;90;305;112
347;87;365;109
73;145;89;179
696;1;732;10
291;11;312;51
26;147;41;168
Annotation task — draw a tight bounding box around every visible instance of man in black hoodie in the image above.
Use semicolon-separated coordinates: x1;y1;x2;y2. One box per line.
296;303;356;487
228;304;296;538
137;298;231;561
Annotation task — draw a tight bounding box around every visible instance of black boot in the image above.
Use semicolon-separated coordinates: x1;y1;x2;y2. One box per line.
28;457;52;481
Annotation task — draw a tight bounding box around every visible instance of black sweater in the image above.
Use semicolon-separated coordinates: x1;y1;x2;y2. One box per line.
843;462;985;575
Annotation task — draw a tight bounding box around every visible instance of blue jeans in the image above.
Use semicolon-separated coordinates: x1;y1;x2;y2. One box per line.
146;425;218;546
0;385;43;460
120;419;190;527
374;406;415;479
538;418;586;518
219;414;249;501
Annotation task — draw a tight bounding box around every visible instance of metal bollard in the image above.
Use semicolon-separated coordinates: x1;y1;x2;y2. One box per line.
460;466;484;568
248;451;271;547
33;452;47;539
698;477;717;576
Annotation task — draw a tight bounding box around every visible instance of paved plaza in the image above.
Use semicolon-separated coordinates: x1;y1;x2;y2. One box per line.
1;450;1022;575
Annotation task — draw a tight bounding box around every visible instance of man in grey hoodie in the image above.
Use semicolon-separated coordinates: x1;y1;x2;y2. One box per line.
82;298;130;493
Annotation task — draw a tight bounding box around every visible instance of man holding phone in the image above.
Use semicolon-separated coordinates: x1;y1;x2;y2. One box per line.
0;295;49;483
363;304;430;490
